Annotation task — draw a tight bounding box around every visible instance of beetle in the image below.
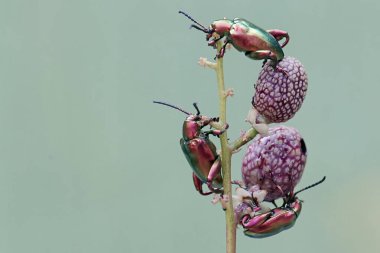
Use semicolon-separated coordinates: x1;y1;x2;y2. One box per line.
240;176;326;238
179;11;289;67
153;101;228;195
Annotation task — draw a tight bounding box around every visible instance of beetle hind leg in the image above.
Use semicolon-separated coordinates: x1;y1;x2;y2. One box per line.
192;173;213;195
245;51;289;78
266;29;290;48
206;157;224;194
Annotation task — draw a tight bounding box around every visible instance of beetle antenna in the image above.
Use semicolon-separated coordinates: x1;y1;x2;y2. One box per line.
193;103;201;115
153;101;191;115
294;176;326;196
179;11;209;33
190;24;209;33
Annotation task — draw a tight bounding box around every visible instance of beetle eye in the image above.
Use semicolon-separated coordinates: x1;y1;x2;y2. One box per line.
300;138;307;154
193;116;201;121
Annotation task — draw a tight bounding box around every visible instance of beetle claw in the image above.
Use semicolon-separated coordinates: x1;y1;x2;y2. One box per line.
274;65;290;79
262;59;268;67
207;181;223;194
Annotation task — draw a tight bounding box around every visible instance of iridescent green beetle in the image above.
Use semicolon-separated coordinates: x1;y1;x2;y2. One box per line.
179;11;289;65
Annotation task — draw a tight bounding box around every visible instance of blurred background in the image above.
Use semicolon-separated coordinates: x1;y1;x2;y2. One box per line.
0;0;379;252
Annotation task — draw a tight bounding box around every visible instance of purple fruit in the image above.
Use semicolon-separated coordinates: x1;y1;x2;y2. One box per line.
252;56;308;123
241;126;307;201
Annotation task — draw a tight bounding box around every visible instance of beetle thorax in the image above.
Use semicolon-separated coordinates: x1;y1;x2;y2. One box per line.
212;19;233;36
287;198;302;216
182;120;201;140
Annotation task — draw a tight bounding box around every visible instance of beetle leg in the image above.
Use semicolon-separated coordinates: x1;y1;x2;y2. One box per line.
208;36;223;47
204;123;229;137
279;67;290;79
246;51;290;78
245;50;277;62
206;157;223;194
241;211;272;228
262;58;268;68
200;116;216;127
216;39;230;59
266;29;290;48
192;172;213;196
270;63;290;79
206;128;227;137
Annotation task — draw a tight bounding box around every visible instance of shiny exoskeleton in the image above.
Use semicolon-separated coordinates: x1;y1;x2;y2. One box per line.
240;176;326;238
179;11;289;65
153;101;228;195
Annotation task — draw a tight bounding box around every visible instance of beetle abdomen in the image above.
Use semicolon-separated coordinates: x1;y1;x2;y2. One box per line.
230;19;284;60
180;138;222;187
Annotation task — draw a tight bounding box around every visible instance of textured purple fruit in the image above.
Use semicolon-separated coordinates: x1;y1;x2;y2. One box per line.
241;126;307;201
252;56;308;123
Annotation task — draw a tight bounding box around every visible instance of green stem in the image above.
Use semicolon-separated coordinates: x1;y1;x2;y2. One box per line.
230;128;258;152
214;41;236;253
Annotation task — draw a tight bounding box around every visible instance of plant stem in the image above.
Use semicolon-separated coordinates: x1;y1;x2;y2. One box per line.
230;128;258;152
214;41;236;253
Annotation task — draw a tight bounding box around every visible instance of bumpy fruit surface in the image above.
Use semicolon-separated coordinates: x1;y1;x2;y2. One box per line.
241;126;307;201
252;57;308;123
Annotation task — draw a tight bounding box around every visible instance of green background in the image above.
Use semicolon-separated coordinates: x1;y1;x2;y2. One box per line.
1;0;379;252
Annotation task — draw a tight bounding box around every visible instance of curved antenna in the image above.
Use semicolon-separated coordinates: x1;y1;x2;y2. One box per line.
294;176;326;196
193;103;201;115
153;101;190;115
178;11;209;33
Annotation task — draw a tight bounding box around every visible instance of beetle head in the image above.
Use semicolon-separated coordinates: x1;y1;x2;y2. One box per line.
182;103;207;140
178;11;235;46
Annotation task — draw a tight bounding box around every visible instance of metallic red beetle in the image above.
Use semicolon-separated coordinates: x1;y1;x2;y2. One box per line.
240;176;326;238
179;11;289;65
154;101;228;195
